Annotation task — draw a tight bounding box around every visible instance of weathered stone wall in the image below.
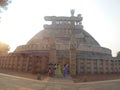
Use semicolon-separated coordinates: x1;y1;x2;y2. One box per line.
76;58;120;74
1;51;120;76
0;53;49;74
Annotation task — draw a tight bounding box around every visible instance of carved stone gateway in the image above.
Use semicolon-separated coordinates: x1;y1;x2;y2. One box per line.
69;47;76;75
49;36;57;64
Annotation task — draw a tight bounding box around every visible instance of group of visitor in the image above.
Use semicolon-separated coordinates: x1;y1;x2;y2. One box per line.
48;63;68;78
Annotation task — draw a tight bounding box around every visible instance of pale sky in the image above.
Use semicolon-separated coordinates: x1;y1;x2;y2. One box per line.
0;0;120;57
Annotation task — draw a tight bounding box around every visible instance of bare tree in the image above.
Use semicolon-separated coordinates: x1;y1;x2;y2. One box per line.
117;51;120;57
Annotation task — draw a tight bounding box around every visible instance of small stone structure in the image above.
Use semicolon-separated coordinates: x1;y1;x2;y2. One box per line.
0;10;120;76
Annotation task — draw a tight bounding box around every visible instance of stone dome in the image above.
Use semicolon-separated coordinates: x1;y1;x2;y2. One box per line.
27;29;100;47
15;14;111;56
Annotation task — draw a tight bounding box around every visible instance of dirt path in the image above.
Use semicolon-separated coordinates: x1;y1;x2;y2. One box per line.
1;69;120;83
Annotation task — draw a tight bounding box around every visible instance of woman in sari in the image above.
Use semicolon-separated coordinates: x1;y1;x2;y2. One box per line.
55;64;63;78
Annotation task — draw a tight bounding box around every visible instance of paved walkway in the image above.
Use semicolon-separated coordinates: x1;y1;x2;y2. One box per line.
0;73;120;90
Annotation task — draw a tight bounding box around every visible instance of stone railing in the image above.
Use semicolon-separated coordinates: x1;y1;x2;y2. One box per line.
44;24;83;29
15;44;49;52
44;16;82;21
77;44;111;55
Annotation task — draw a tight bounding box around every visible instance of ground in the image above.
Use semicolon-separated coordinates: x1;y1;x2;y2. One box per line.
1;72;120;90
73;73;120;83
1;69;120;83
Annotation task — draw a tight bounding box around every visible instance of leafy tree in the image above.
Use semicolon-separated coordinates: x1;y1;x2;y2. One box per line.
117;51;120;57
0;41;10;55
0;0;11;10
0;0;11;22
0;0;11;54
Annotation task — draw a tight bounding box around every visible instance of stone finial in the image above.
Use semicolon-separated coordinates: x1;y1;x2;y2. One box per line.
71;9;75;16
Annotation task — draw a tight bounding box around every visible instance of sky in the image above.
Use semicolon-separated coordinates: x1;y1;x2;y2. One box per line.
0;0;120;57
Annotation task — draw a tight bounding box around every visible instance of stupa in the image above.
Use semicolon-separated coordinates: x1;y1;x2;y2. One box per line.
13;10;113;75
1;10;120;76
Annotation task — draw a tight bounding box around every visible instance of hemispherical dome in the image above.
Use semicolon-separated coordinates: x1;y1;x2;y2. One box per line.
15;15;111;56
27;29;100;47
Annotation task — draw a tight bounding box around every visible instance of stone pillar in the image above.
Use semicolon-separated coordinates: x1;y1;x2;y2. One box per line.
116;60;119;73
97;59;100;74
110;60;113;73
49;49;56;63
76;59;80;74
103;60;106;74
118;60;120;73
15;56;19;71
0;57;2;68
113;60;115;73
19;57;23;71
10;57;13;70
13;56;16;70
69;48;76;76
49;37;57;64
2;57;5;69
91;59;94;74
108;60;111;73
84;59;87;74
25;57;29;72
116;60;118;73
5;58;8;69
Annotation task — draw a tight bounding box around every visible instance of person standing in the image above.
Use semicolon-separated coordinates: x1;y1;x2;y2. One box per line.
55;64;62;78
48;63;52;77
48;67;52;76
63;64;67;77
37;72;41;80
66;64;69;75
